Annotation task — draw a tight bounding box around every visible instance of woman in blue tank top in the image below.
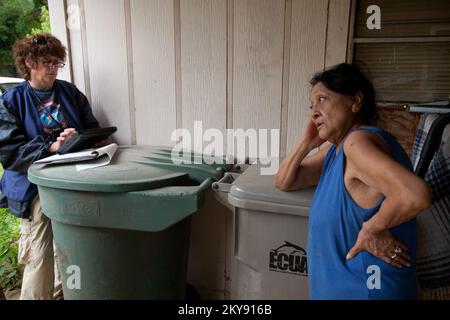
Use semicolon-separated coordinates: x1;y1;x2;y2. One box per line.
275;63;432;299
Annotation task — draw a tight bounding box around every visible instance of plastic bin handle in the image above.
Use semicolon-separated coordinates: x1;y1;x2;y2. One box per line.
211;172;241;192
198;177;214;193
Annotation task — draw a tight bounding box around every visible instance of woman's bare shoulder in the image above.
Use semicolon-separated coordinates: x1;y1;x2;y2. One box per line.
343;129;390;156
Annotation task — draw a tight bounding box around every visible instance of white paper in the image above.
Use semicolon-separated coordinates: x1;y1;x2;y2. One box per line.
34;143;118;171
75;143;118;171
35;149;98;164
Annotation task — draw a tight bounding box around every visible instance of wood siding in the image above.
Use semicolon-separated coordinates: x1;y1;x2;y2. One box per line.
50;0;351;156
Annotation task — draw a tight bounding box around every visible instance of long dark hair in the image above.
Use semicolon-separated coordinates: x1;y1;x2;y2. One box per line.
310;63;376;124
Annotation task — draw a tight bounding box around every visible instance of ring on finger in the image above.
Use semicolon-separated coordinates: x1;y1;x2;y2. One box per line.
390;246;403;259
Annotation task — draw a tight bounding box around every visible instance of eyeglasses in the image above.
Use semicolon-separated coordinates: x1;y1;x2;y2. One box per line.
40;58;65;69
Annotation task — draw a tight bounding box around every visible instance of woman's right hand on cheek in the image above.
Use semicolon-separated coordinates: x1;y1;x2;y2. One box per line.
303;120;325;150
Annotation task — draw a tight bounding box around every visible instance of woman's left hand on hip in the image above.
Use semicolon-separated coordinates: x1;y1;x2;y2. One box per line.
346;227;411;268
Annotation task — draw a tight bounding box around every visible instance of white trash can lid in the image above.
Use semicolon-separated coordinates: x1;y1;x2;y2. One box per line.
228;164;315;216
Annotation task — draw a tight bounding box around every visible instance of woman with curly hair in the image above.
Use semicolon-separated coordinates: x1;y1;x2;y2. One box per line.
0;33;101;299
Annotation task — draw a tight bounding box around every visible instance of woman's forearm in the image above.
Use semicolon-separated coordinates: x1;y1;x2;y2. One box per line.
362;185;432;233
274;139;314;190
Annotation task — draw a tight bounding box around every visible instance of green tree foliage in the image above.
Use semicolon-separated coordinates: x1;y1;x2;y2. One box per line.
29;5;51;36
0;164;23;294
0;0;49;77
0;207;22;294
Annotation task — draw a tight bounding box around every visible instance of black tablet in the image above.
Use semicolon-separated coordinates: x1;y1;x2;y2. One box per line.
56;126;117;154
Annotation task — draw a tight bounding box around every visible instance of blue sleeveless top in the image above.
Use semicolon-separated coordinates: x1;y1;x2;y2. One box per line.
307;126;417;300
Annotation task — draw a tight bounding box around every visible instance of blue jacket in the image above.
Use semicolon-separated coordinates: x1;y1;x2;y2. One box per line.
0;80;99;218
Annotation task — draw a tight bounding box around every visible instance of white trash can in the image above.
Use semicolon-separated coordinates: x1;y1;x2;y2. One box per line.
187;165;248;299
213;164;315;299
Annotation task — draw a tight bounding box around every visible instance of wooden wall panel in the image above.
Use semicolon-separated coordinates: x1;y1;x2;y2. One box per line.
84;0;131;144
48;0;72;82
180;0;227;152
233;0;285;132
286;0;328;152
66;0;87;94
130;0;176;146
55;0;352;153
325;0;351;68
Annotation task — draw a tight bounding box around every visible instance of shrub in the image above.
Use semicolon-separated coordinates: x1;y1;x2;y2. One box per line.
0;207;23;294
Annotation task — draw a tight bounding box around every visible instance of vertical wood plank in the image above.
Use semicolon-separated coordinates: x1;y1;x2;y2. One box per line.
130;0;177;146
48;0;72;82
124;0;136;145
346;0;357;63
227;0;234;130
286;0;328;152
84;0;131;144
325;0;351;67
174;0;182;130
79;0;92;100
180;0;227;151
233;0;285;131
66;0;86;93
280;0;292;157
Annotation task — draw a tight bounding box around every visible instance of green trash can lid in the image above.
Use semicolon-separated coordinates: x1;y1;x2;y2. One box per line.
28;145;226;192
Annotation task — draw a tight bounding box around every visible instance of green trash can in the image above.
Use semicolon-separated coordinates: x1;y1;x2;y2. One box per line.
28;145;228;299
